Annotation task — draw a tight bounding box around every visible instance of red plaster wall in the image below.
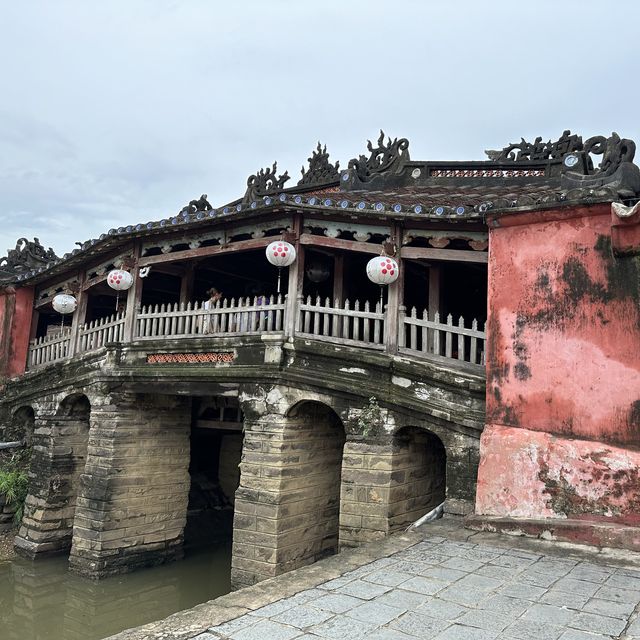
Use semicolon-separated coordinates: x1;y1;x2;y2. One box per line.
486;203;640;446
477;203;640;522
0;286;34;382
476;424;640;524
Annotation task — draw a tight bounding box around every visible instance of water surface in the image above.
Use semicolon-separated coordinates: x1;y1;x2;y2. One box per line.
0;543;232;640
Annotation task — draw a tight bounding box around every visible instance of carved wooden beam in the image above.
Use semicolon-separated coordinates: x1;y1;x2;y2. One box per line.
400;246;488;263
138;237;273;267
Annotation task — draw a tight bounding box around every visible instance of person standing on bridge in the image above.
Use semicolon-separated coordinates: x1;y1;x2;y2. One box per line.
202;287;222;333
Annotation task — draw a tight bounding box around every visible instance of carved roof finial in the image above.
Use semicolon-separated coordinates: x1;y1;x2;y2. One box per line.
243;162;290;203
348;130;410;182
298;142;340;186
485;130;636;178
0;238;58;283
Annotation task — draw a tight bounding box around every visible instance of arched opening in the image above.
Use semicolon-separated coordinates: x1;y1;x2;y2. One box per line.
0;407;35;532
389;427;447;532
185;396;243;550
55;394;91;552
8;406;35;444
284;400;346;565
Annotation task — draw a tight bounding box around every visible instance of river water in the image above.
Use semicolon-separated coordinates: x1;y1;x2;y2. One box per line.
0;542;232;640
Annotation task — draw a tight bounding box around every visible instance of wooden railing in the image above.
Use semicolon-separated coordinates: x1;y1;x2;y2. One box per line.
399;307;485;368
25;297;486;373
136;295;285;339
78;312;126;353
297;297;385;349
28;329;72;369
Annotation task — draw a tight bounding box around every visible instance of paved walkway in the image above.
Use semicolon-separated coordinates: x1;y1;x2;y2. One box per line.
107;519;640;640
194;533;640;640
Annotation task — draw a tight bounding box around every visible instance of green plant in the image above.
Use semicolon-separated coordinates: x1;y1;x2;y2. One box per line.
0;447;31;524
357;396;383;437
0;469;29;523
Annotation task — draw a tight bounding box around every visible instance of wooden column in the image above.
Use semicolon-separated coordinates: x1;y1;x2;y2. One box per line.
333;253;344;305
284;214;304;340
123;243;143;343
428;265;442;352
428;265;442;318
68;273;87;358
385;225;403;355
29;309;40;342
179;264;195;306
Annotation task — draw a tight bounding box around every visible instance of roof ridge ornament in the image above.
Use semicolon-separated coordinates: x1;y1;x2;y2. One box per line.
583;133;636;176
485;130;583;162
0;238;58;284
348;130;410;183
298;142;340;186
179;194;212;215
244;162;290;203
485;130;635;176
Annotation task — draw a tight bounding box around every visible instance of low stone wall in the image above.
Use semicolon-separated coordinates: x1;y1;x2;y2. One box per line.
0;493;17;532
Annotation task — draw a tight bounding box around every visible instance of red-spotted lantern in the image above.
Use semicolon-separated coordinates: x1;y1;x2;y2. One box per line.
265;241;297;293
366;255;399;309
366;256;399;285
107;269;134;312
266;241;296;268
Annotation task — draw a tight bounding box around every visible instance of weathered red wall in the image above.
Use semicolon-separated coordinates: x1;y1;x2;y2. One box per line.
0;286;35;382
486;203;640;445
476;424;640;525
477;203;640;522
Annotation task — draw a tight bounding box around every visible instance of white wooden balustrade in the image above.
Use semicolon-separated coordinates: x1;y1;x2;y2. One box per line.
399;307;485;368
136;295;285;339
25;296;486;372
297;296;385;349
78;312;126;353
28;328;72;369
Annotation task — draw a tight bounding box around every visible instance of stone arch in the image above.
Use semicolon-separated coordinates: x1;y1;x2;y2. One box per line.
281;400;346;564
387;414;480;517
56;393;91;418
15;392;92;558
232;389;348;587
9;405;35;444
284;400;346;564
388;426;447;532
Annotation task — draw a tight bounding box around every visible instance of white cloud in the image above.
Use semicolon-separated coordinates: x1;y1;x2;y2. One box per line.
1;0;639;255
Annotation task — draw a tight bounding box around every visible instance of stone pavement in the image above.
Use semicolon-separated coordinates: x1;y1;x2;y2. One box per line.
108;519;640;640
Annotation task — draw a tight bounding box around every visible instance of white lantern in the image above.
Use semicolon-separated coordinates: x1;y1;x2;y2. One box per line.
266;241;296;267
366;256;399;285
107;269;134;313
107;269;134;291
52;293;77;315
265;241;296;294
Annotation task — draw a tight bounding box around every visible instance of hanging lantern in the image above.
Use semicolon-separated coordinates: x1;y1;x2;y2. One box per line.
107;269;134;312
306;261;330;283
52;293;77;315
265;241;297;294
107;269;134;291
366;256;399;285
52;293;77;331
266;241;296;267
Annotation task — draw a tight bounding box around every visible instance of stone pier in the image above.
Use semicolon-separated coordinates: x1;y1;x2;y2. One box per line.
231;399;345;588
16;394;91;558
68;392;191;578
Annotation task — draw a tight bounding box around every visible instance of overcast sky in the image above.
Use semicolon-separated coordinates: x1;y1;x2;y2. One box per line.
2;0;639;256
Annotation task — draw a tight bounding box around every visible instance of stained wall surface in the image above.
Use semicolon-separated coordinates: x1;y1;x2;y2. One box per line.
477;203;640;522
0;287;34;381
